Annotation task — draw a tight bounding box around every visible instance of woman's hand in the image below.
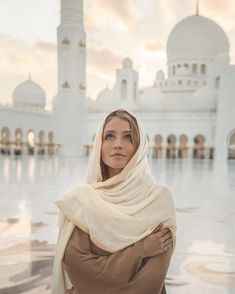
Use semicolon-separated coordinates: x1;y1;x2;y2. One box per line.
142;225;173;258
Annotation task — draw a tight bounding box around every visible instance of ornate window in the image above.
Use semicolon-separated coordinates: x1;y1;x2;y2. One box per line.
215;76;220;89
62;37;70;45
121;80;127;100
133;82;137;101
62;81;70;88
201;64;206;74
192;63;198;74
79;40;86;48
79;84;86;91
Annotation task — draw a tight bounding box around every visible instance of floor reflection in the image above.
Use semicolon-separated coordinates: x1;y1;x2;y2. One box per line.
0;156;234;293
0;240;54;294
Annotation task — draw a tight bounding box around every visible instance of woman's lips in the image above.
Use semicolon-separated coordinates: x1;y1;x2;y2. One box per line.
111;153;125;157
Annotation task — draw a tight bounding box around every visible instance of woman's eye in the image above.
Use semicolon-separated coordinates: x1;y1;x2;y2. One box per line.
104;134;113;140
125;134;132;142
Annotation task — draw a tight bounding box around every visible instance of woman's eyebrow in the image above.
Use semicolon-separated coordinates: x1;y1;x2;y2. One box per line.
104;130;131;133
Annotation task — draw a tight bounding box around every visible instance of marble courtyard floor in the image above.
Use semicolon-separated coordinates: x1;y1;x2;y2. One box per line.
0;156;234;294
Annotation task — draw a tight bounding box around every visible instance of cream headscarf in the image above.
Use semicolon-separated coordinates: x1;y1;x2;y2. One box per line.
52;110;176;293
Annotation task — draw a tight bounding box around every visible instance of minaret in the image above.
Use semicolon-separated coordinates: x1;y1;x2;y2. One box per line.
53;0;86;157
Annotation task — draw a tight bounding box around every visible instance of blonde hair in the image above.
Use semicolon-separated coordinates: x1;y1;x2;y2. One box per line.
101;109;140;180
103;109;140;150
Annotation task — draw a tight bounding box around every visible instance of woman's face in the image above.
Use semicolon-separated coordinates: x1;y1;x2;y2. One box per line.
101;117;136;178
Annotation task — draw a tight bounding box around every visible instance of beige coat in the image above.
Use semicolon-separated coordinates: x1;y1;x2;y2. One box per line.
62;226;173;294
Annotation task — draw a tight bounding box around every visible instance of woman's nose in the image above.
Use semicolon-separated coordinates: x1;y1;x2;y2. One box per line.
114;137;123;149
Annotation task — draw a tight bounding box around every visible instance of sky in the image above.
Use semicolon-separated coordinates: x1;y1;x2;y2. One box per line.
0;0;235;107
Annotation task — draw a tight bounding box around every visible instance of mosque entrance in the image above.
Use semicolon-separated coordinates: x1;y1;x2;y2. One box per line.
193;135;205;159
178;134;188;159
48;132;55;155
153;135;163;159
228;130;235;159
1;127;11;155
14;128;23;156
166;134;177;159
38;131;45;155
27;130;35;155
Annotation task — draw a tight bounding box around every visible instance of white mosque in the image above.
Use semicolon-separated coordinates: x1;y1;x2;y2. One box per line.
0;0;234;160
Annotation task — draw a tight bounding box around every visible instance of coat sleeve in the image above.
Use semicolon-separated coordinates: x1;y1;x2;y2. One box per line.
121;246;173;294
62;226;145;293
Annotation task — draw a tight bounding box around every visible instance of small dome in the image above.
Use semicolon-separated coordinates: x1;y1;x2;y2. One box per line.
191;86;217;110
97;87;112;102
156;70;165;80
122;57;133;69
13;79;46;108
95;87;115;110
140;87;165;110
167;15;229;62
176;66;190;76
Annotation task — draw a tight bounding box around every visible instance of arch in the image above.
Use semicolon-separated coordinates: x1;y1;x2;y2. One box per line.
227;129;235;159
133;82;137;101
178;80;182;86
201;64;206;74
1;127;10;140
172;65;176;75
38;130;46;155
166;134;177;159
27;129;35;155
48;131;55;155
215;76;220;89
192;63;198;74
193;134;205;159
153;134;163;159
178;134;188;159
14;128;23;156
121;80;127;100
1;127;11;155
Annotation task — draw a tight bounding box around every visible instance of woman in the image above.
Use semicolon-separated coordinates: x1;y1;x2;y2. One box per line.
52;109;176;294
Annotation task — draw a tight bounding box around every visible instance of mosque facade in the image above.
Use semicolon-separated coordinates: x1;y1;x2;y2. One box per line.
0;0;234;160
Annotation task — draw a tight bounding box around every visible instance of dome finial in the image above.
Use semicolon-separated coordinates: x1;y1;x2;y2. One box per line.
196;0;199;16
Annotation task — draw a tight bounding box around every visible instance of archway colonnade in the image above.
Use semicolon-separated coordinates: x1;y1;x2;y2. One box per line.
85;133;214;159
150;134;213;159
0;127;60;156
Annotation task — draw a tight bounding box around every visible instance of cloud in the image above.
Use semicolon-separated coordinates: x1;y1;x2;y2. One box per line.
85;0;142;32
87;47;124;77
202;0;231;16
0;33;57;104
145;40;166;53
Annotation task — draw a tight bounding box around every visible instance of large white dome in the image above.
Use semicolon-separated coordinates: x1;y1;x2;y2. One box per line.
167;15;229;62
13;79;46;108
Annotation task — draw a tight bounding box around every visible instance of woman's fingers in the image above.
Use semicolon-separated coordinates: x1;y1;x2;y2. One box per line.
162;231;171;241
161;228;171;236
164;237;173;247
